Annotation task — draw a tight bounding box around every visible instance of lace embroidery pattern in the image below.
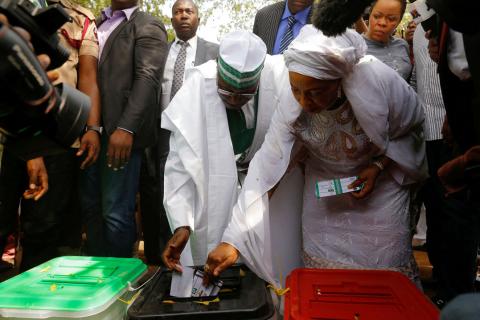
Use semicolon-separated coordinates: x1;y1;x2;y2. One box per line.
293;100;373;163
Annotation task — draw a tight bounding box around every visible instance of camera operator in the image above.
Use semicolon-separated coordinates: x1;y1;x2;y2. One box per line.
0;0;101;271
0;14;53;269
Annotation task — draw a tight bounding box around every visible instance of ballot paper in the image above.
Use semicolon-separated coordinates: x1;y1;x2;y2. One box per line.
315;176;362;198
170;267;223;298
170;266;195;298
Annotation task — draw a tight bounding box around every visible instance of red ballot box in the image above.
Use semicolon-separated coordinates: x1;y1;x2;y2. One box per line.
284;268;439;320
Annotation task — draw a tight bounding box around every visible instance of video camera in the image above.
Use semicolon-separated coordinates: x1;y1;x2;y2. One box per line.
0;0;90;148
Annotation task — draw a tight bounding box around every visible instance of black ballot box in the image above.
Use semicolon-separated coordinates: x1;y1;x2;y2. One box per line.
127;265;274;320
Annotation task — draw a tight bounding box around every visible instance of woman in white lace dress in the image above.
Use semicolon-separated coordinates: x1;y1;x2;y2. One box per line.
205;26;427;287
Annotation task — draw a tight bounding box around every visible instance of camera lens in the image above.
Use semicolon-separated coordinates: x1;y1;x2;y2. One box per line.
51;83;90;146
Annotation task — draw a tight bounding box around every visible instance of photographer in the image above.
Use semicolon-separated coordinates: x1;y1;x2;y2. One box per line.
0;0;101;271
0;12;51;271
0;11;57;267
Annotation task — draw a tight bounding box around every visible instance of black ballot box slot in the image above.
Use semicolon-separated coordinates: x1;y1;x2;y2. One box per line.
127;265;274;320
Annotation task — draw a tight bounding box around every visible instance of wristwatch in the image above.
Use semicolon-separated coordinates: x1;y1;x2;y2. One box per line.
85;125;103;135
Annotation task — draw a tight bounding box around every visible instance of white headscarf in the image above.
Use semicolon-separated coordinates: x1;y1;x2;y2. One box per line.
284;25;367;80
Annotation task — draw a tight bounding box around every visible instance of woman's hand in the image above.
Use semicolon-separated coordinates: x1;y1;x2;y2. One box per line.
204;242;239;280
349;164;381;199
350;156;391;199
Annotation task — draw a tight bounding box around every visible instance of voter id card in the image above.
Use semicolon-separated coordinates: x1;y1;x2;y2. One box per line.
315;176;362;198
191;270;223;297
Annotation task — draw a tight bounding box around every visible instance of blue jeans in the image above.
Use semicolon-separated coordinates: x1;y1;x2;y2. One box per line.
80;136;142;257
441;293;480;320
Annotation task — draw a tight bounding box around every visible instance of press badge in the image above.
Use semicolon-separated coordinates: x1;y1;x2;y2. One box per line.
315;176;362;198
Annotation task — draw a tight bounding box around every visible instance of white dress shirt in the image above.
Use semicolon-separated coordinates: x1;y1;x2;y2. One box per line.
411;24;446;141
447;29;471;81
161;35;198;110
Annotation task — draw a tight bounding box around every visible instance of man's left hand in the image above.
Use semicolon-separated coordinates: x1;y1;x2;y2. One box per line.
107;129;133;170
77;131;100;169
438;145;480;195
24;157;48;201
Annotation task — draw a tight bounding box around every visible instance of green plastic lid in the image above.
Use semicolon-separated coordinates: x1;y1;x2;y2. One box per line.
0;256;146;318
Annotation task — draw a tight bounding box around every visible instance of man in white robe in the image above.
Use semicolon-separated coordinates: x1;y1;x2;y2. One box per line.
161;31;290;270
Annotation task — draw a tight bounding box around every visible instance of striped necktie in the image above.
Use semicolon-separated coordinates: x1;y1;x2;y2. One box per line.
170;41;188;100
279;16;296;54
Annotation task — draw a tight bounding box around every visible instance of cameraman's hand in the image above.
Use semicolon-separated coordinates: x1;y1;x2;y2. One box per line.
107;129;133;170
78;131;100;169
23;157;48;201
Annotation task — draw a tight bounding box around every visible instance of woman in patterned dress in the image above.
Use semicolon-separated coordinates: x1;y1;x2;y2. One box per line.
205;25;427;287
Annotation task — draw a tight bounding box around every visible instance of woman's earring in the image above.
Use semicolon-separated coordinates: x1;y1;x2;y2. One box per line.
337;85;342;98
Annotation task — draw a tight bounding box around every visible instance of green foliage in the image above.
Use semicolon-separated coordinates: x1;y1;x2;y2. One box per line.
73;0;110;16
72;0;283;40
162;0;281;39
73;0;167;18
195;0;280;36
72;0;173;38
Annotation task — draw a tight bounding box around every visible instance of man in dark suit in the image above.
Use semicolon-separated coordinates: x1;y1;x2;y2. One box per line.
253;0;313;55
139;0;218;265
423;0;480;308
81;0;168;257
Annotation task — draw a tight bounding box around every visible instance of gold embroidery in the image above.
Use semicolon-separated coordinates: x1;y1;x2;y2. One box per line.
340;131;358;159
352;118;364;135
335;102;354;125
324;132;340;161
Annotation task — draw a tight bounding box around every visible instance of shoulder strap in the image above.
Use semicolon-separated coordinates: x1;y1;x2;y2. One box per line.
81;18;90;44
60;16;92;50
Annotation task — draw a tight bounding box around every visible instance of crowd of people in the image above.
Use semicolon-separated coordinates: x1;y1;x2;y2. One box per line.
1;0;479;316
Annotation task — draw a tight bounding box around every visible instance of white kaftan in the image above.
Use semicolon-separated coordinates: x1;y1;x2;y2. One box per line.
161;55;290;266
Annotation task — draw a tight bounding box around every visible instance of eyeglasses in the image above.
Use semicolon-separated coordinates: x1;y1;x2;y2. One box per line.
217;86;258;99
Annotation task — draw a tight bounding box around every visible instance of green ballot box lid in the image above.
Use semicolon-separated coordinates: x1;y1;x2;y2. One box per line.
0;256;146;319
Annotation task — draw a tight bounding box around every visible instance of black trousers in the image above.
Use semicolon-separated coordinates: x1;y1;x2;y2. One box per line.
0;148;81;271
139;128;172;265
0;148;25;253
422;140;479;301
